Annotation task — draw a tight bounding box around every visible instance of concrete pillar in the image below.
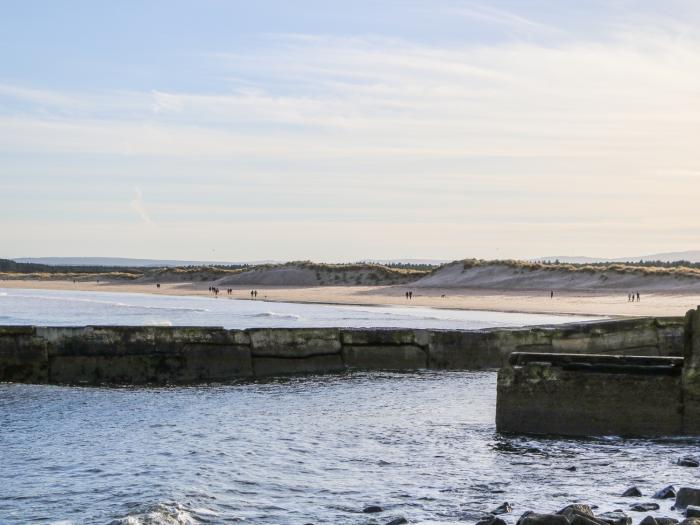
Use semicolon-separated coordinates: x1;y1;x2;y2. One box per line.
682;307;700;433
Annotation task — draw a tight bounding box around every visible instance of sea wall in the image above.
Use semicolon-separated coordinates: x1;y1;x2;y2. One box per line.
496;353;686;436
0;316;683;385
495;307;700;437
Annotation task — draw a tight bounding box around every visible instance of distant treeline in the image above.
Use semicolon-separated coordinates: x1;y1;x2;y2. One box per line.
0;259;256;274
0;258;145;274
539;259;700;269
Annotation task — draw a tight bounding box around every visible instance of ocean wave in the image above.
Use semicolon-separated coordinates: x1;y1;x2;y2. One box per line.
251;311;302;320
112;501;218;525
11;294;208;313
143;320;173;326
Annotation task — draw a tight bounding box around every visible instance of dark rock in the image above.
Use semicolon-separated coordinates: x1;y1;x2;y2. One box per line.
654;486;677;500
518;511;571;525
364;506;384;514
675;488;700;509
678;520;700;525
630;504;660;512
385;518;408;525
622;487;643;497
492;503;513;515
476;517;508;525
597;510;632;525
687;507;700;519
677;457;700;468
566;466;578;471
559;505;595;518
570;514;608;525
640;517;679;525
559;505;607;525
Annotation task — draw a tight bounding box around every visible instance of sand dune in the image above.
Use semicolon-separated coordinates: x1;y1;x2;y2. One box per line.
412;261;700;291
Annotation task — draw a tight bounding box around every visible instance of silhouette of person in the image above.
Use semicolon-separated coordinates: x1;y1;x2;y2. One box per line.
550;290;554;299
637;292;640;302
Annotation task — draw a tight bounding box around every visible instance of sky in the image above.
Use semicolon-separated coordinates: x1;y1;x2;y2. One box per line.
1;0;700;262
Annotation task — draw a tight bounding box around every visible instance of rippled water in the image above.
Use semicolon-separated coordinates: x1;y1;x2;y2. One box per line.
0;288;600;329
2;372;699;525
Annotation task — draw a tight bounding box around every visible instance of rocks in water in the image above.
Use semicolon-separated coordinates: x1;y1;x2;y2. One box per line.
677;457;700;468
566;466;578;472
597;510;632;525
678;520;700;525
675;488;700;509
630;503;660;512
557;504;608;525
654;486;678;500
622;487;643;497
385;518;408;525
476;517;508;525
569;514;608;525
558;504;596;518
492;502;513;515
363;506;383;513
686;506;700;518
640;517;679;525
517;511;570;525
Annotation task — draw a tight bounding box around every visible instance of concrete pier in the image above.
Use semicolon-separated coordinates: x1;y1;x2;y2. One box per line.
496;307;700;437
0;316;684;385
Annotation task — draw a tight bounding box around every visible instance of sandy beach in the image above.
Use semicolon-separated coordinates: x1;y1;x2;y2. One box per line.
2;279;699;318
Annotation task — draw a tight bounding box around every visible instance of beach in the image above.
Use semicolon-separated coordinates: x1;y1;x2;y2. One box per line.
2;279;698;318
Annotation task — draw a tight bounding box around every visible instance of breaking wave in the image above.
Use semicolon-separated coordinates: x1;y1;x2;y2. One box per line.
111;501;218;525
251;311;302;320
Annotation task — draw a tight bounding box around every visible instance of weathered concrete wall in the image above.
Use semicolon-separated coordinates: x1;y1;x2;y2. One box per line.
496;353;685;436
496;307;700;436
683;308;700;434
0;316;684;385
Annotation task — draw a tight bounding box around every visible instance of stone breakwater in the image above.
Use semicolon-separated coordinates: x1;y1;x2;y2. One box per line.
0;317;683;385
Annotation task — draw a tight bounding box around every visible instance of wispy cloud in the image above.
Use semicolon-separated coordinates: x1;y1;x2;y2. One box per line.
130;187;155;226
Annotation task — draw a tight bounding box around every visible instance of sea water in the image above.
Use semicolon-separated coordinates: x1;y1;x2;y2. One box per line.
0;288;599;329
5;289;691;525
2;372;699;524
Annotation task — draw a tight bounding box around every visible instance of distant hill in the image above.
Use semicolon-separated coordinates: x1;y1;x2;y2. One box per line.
12;257;275;267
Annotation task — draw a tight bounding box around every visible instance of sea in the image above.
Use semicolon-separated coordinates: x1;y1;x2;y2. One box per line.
2;288;699;525
0;288;597;330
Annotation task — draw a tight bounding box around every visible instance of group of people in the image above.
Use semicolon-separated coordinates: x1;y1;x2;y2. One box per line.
405;291;414;299
250;290;259;299
628;292;641;302
208;286;235;296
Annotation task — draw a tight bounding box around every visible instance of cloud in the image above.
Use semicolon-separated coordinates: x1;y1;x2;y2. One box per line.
130;187;155;226
3;12;700;259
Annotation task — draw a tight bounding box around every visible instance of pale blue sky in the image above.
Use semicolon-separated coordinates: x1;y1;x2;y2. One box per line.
2;1;700;261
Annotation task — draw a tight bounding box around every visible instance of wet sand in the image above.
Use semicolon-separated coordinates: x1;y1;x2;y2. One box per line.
1;279;699;317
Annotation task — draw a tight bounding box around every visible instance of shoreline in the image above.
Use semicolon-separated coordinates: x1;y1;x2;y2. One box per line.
2;279;699;318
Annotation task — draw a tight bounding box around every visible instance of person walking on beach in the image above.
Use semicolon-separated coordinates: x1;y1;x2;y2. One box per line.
405;291;409;300
409;291;413;299
636;292;640;302
550;290;554;299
